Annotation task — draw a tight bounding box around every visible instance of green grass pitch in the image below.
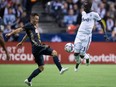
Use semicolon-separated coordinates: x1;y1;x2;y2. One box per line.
0;64;116;87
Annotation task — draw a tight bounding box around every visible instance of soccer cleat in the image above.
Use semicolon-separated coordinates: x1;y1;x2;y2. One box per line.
74;63;80;72
24;79;32;86
60;67;68;74
74;68;78;72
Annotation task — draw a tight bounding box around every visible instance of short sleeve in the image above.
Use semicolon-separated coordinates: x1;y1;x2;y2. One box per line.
23;23;31;31
94;13;101;21
82;11;86;16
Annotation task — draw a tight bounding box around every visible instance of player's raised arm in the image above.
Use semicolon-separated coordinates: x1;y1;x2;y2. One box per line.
16;34;28;47
98;20;109;40
6;27;23;37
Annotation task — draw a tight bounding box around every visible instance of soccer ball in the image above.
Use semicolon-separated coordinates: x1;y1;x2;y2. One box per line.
64;43;74;52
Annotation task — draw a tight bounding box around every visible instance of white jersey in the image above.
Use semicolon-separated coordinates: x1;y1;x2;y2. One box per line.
74;11;101;55
77;11;101;35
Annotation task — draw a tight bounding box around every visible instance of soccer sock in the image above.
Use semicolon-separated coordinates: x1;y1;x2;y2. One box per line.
86;59;89;64
28;68;41;82
84;54;90;65
53;56;62;71
75;55;81;69
75;63;80;69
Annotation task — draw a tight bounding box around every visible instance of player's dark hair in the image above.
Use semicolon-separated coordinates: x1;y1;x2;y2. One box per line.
31;13;39;17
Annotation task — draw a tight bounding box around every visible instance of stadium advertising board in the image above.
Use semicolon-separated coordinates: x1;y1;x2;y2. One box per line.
0;42;116;64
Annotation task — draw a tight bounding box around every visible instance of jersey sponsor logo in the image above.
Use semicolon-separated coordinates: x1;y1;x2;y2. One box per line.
82;18;91;22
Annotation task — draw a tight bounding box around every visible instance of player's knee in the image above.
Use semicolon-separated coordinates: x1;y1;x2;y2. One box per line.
39;66;44;71
52;50;58;56
80;55;85;58
76;60;81;64
74;53;80;56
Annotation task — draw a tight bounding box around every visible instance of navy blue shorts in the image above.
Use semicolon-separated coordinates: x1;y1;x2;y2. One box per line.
32;45;53;66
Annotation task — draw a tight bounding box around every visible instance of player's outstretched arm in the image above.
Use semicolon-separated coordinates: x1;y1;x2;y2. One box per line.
98;20;109;41
16;34;28;47
6;27;23;37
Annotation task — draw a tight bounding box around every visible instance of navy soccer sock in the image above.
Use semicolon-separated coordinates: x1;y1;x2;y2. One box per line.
28;68;41;82
53;56;62;71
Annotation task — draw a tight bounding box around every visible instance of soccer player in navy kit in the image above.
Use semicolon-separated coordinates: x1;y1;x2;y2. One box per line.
6;13;68;86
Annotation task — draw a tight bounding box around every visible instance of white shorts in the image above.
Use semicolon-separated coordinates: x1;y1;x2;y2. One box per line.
74;33;92;55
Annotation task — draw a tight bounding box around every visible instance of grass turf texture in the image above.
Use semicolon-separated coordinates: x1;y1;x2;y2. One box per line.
0;64;116;87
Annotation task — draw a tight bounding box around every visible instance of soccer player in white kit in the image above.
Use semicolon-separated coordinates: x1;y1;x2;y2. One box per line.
74;0;109;71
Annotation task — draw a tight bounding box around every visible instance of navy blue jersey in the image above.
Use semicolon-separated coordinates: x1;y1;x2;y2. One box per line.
23;22;53;66
23;22;41;46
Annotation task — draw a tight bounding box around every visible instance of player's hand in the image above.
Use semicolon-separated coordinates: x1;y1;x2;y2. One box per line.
16;42;23;47
104;35;109;41
6;33;11;37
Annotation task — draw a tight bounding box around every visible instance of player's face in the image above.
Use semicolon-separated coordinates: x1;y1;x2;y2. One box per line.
32;15;39;25
83;0;92;11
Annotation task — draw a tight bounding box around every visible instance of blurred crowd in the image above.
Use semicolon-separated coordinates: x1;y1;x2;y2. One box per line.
45;0;116;41
0;0;116;42
0;0;37;41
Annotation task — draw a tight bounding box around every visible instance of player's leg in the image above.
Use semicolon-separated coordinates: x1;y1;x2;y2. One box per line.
24;54;44;86
0;36;10;60
74;53;81;71
79;54;90;65
74;37;82;71
24;66;43;86
85;36;91;65
41;46;68;74
51;49;68;74
51;50;62;71
79;53;90;66
80;35;91;65
28;55;44;82
84;54;90;65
